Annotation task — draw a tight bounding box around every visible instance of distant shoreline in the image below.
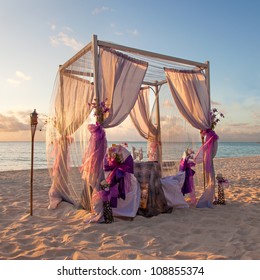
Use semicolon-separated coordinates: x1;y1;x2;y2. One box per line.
1;142;260;172
1;155;260;174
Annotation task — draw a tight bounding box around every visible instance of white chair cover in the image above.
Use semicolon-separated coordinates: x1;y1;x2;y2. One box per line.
160;172;189;208
104;145;141;218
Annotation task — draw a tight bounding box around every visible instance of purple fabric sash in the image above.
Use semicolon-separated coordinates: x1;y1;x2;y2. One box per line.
195;129;219;208
101;155;134;208
179;158;196;195
80;123;107;177
194;129;219;173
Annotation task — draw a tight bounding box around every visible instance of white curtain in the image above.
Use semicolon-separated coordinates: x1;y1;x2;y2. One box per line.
164;68;211;130
130;87;160;161
55;73;95;133
130;87;157;139
83;47;148;221
48;73;94;209
164;68;217;208
99;47;148;128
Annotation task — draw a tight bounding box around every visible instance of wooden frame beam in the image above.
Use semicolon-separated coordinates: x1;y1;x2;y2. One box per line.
63;69;93;78
97;39;208;69
59;42;92;72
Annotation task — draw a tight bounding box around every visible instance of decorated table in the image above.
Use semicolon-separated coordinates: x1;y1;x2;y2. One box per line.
134;161;172;217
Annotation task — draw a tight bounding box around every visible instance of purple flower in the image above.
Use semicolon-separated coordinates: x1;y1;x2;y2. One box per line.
210;107;225;130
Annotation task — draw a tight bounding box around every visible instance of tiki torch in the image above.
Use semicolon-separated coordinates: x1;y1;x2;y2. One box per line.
30;109;38;216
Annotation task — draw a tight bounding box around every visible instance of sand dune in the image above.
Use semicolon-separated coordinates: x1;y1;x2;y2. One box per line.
0;156;260;260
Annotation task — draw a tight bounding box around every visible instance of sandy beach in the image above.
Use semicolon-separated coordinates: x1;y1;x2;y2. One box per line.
0;156;260;260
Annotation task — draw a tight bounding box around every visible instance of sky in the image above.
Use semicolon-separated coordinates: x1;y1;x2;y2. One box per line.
0;0;259;142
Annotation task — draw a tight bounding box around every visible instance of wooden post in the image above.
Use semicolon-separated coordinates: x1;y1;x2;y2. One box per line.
202;61;211;191
92;34;99;105
30;132;34;215
155;82;162;168
205;61;211;108
30;109;38;216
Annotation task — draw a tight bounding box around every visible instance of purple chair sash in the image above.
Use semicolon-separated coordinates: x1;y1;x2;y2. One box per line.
100;155;134;208
179;158;196;195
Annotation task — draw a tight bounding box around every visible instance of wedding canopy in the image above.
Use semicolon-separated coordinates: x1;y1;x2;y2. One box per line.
46;34;218;221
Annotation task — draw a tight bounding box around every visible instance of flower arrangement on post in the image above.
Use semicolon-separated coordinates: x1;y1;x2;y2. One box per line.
210;108;224;130
88;98;110;124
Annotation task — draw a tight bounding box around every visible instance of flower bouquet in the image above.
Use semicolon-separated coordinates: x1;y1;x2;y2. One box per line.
88;98;110;124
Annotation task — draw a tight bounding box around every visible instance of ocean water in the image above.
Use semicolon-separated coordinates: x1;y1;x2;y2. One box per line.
0;141;260;172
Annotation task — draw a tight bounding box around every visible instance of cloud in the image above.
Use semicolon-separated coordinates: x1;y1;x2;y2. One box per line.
253;111;260;119
211;100;222;106
92;6;114;15
51;24;56;31
230;122;250;127
0;112;29;132
115;31;124;36
218;126;260;142
127;29;139;36
7;71;32;85
114;29;139;37
50;32;83;51
7;78;21;85
106;116;143;141
16;71;31;81
0;111;47;132
163;99;174;108
110;23;139;37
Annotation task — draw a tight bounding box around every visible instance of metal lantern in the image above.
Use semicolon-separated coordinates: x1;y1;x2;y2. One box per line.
30;109;38;216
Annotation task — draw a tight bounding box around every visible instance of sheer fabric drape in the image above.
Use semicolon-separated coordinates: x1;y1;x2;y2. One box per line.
164;68;211;130
99;47;148;128
130;87;160;161
48;73;94;209
82;47;148;221
164;68;217;207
